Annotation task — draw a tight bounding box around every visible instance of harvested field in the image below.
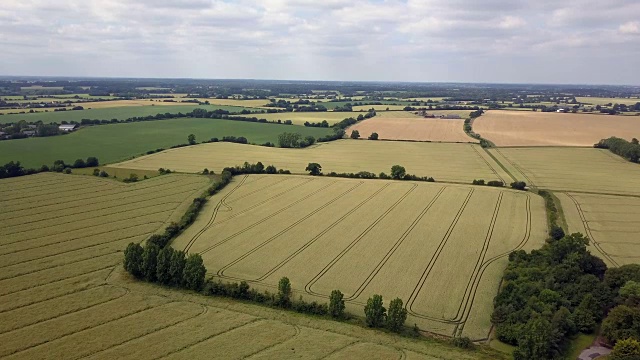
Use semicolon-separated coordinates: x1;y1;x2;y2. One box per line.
0;173;496;359
576;97;640;106
173;174;547;339
238;111;366;126
558;192;640;268
489;147;640;195
473;110;640;146
114;140;511;184
347;115;476;143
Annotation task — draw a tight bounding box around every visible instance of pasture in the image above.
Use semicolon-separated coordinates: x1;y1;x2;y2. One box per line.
347;112;475;143
173;174;547;339
489;147;640;195
0;104;258;125
114;140;512;184
0;173;497;360
0;118;333;168
558;192;640;268
473;110;640;147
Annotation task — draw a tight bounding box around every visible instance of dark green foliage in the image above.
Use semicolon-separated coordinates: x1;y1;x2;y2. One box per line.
486;180;504;187
368;132;378;140
510;181;527;190
63;168;72;174
386;298;407;332
513;315;559;360
595;137;640;163
183;253;206;291
277;277;292;307
265;165;277;174
73;158;86;168
99;170;109;177
156;247;174;285
86;156;99;167
123;173;139;183
187;133;196;145
364;294;386;327
305;162;322;176
550;225;565;241
611;338;640;360
141;243;160;282
0;161;25;178
573;294;598;332
123;242;144;278
169;250;187;286
606;265;640;292
92;168;100;176
350;129;360;139
451;336;474;349
332;110;375;130
472;179;485;185
390;165;406;180
602;305;640;345
329;290;345;318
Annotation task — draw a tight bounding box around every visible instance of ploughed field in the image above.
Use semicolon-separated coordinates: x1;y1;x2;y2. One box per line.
473;110;640;147
0;173;494;360
172;174;547;340
347;113;476;143
114;140;511;184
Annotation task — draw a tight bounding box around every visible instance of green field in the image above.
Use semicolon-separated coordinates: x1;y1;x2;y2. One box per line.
0;105;261;125
0;118;333;168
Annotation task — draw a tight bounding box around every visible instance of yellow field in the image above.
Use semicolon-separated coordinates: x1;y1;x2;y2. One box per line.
0;173;498;359
558;192;640;267
353;105;407;111
113;140;512;184
239;111;365;126
194;99;271;108
474;110;640;146
489;147;640;195
347;116;476;143
173;175;547;339
576;97;640;106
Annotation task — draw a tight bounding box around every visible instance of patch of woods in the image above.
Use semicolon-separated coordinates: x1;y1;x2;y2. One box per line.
492;231;640;359
471;179;527;190
305;163;435;182
595;137;640;163
0;156;99;179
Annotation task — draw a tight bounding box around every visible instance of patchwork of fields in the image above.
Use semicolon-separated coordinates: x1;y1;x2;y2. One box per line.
347;113;475;143
238;111;368;126
0;173;492;360
474;110;640;146
114;140;511;184
173;175;547;340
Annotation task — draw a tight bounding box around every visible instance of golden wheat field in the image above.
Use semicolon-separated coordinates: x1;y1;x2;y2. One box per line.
488;147;640;195
172;174;547;340
238;111;366;125
558;192;640;268
347;115;475;143
113;140;511;184
474;110;640;146
0;173;495;359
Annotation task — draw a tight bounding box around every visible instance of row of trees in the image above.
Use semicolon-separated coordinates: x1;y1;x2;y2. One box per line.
0;156;99;179
304;163;435;182
595;137;640;163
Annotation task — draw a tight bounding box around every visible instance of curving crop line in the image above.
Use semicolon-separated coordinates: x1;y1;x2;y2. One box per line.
304;184;418;297
216;182;365;279
255;183;393;282
194;179;338;256
405;189;474;320
471;145;506;184
342;186;448;301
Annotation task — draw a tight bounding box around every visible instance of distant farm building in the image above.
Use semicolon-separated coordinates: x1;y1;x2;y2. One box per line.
59;124;78;132
21;130;36;137
440;114;461;119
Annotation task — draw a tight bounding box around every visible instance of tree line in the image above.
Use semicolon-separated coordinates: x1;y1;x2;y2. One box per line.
595;137;640;163
305;163;435;182
0;156;99;179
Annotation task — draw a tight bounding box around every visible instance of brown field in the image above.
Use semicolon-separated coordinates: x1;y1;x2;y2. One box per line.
113;140;512;184
576;97;640;106
473;110;640;146
0;173;500;359
489;147;640;195
347;114;476;143
558;192;640;267
173;174;547;339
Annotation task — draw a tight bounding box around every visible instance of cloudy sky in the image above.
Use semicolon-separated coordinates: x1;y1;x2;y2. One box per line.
1;0;639;84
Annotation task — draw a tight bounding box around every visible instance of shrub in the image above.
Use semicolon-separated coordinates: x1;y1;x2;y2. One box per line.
451;336;474;349
329;290;345;318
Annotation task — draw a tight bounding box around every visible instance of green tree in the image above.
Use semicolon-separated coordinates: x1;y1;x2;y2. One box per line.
368;132;379;140
602;305;640;344
278;132;302;148
350;130;360;139
305;163;322;176
265;165;277;174
156;247;174;285
390;165;406;180
183;253;206;291
92;168;100;176
364;294;386;327
513;315;557;360
611;338;640;360
277;277;292;307
329;290;345;318
169;250;187;286
73;158;86;168
86;157;99;167
141;243;160;282
386;298;408;332
188;133;196;145
123;242;144;278
574;294;598;333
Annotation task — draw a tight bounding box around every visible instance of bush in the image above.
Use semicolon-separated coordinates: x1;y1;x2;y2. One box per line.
510;181;527;190
86;157;99;167
73;158;86;168
368;132;378;140
472;179;485;185
451;336;474;349
487;180;504;187
329;290;345;318
386;298;407;332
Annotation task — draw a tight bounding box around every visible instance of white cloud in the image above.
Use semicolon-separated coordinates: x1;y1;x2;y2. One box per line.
619;21;640;34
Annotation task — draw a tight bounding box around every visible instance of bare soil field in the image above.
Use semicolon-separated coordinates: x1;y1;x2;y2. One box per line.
473;110;640;146
113;140;511;184
558;192;640;268
173;174;547;340
347;115;476;143
0;173;498;359
489;147;640;195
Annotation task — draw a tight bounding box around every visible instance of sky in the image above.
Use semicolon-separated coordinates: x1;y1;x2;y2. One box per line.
1;0;639;85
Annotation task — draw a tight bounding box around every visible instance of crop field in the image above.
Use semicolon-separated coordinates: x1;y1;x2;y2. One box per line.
0;104;259;125
473;110;640;146
114;140;511;184
0;173;493;360
347;114;476;143
558;192;640;268
489;147;640;195
352;105;407;111
238;111;366;126
576;97;640;106
173;174;547;339
0;118;332;168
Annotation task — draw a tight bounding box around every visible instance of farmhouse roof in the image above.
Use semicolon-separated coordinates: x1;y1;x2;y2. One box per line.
59;124;78;130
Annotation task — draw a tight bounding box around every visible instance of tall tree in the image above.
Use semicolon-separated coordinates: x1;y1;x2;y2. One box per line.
141;243;160;282
183;253;206;291
364;294;386;327
329;290;345;318
188;133;196;145
390;165;406;180
386;298;408;332
169;250;187;286
156;247;174;285
305;163;322;176
277;277;292;307
123;242;144;278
